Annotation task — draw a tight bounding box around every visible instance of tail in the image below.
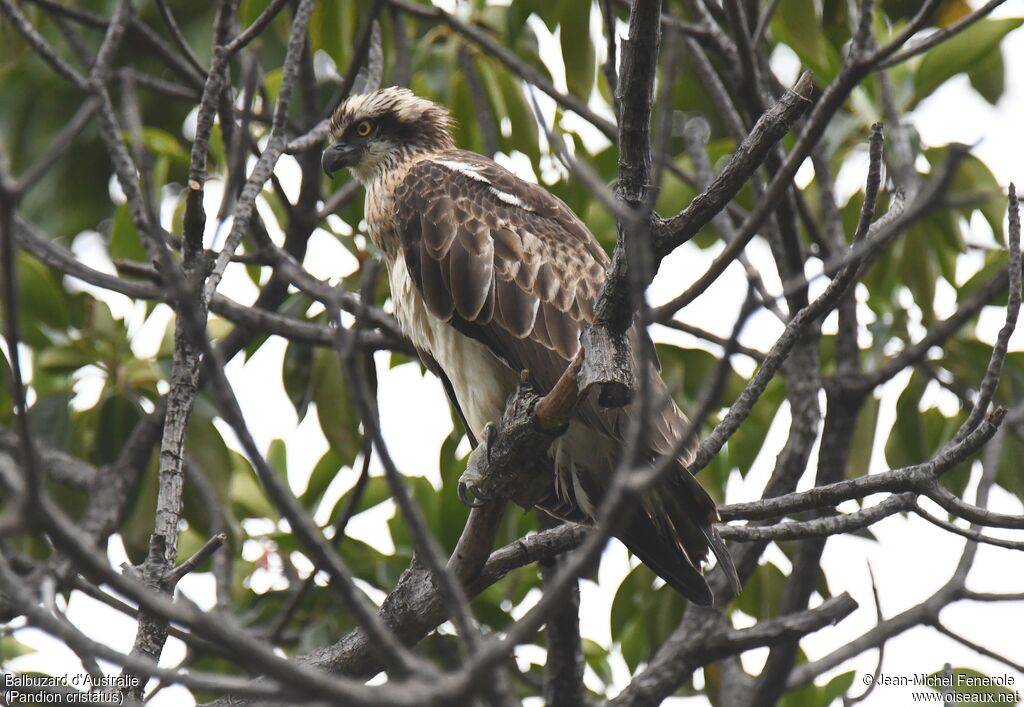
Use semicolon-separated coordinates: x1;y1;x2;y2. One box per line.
617;466;739;606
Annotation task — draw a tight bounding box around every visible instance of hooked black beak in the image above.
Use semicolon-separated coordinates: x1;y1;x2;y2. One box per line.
321;142;360;178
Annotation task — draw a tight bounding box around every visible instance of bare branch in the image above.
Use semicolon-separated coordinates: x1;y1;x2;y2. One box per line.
164;533;228;588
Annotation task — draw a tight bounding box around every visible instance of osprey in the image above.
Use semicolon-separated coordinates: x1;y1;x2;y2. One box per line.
322;87;736;604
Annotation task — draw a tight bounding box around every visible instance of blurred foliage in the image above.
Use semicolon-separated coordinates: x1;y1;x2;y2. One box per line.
0;0;1021;704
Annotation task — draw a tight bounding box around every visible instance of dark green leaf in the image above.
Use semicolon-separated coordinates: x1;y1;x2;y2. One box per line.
185;416;234;504
311;348;362;467
733;561;786;619
108;202;149;262
328;475;392;526
93;394;143;466
771;0;841;82
14;253;70;347
0;351;11;425
913;19;1023;105
139;126;188;162
36;343;97;376
301;449;344;511
494;62;540;162
560;0;594;101
967;44;1006;104
611;563;655;640
885;371;929;469
581;637;613;687
230;449;279;521
120;455;160;563
28;392;72;452
847;394;880;478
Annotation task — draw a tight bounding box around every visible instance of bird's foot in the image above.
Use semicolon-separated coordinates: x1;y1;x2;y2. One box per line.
458;422;498;507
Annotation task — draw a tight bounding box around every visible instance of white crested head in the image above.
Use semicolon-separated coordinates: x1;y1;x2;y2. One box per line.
323;87;455;183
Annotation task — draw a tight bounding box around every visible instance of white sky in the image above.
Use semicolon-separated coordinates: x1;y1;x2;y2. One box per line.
7;4;1024;707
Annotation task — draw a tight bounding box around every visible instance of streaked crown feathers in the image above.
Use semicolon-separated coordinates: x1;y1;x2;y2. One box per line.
329;86;453;147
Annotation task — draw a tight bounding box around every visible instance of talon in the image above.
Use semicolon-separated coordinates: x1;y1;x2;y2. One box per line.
458;480;489;507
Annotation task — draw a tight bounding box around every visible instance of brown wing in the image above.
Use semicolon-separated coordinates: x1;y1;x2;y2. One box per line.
394;151;671;445
393;150;736;603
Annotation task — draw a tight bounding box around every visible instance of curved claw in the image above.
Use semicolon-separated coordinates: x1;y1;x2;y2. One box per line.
458;480;490;508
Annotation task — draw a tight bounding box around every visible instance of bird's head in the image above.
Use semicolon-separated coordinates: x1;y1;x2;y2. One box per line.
322;87;454;183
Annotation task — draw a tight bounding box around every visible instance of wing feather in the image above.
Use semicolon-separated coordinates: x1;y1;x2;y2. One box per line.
395;149;689;449
418;239;454;320
448;224;493;319
393;149;732;603
422;196;458;258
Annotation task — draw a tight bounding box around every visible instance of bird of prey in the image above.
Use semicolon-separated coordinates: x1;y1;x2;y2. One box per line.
322;87;736;604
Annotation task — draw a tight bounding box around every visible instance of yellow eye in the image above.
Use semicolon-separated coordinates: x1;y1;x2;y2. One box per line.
355;121;373;137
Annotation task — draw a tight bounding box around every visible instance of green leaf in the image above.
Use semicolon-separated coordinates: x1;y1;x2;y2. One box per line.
821;670;856;704
653;163;698;237
609;562;687;673
618;613;648;674
956;250;1007;305
311;348;362;467
997;431;1024;504
14;253;70;347
494;66;540;162
611;563;655;641
328;475;392;525
560;0;594;102
267;438;288;479
109;202;149;262
913;19;1023;105
93;394;143;466
36;343;97;376
581;637;614;687
884;371;966;477
0;634;36;661
230;449;279;521
779;668;855;707
301;449;344;511
436;432;471;552
847;394;880;478
941;151;1007;243
310;0;354;67
726;378;786;480
28;392;72;452
771;0;841;82
901;222;937;318
510;0;563;32
139;127;188;162
207;121;227;172
734;561;787;619
386;475;437;553
0;351;11;425
177;525;213;570
120;455;160;563
967;43;1006;104
0;14;29;71
885;371;930;469
185;416;234;503
450;71;482;155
